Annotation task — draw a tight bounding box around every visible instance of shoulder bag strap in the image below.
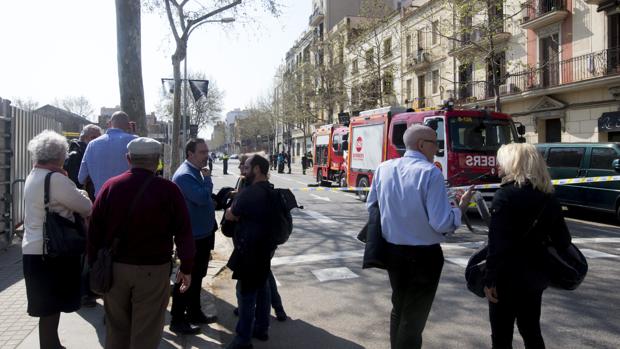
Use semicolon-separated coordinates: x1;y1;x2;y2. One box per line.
111;175;156;252
42;171;56;255
522;195;550;240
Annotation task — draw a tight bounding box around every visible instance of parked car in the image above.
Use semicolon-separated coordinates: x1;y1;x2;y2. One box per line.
230;154;239;159
536;142;620;220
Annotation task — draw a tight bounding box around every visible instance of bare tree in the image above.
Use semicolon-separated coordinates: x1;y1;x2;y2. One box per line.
53;96;94;118
12;97;39;112
116;0;147;134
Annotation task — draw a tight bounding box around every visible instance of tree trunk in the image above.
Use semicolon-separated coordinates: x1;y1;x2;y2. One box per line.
170;52;184;172
115;0;146;135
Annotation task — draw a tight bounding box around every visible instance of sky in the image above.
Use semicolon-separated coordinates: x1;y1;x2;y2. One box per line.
0;0;311;136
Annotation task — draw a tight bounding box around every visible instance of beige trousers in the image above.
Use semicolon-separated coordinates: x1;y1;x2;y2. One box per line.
104;262;170;349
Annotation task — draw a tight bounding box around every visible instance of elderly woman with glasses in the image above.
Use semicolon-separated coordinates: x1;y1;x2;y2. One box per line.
484;143;571;349
22;130;92;349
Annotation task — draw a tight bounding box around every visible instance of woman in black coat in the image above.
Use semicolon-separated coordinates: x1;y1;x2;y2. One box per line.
484;143;571;349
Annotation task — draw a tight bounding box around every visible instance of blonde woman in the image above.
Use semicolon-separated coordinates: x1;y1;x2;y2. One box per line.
484;143;571;349
22;130;92;349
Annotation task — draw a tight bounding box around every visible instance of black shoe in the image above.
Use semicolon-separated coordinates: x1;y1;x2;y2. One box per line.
275;309;287;322
169;320;201;335
253;331;269;341
188;311;217;325
233;307;239;316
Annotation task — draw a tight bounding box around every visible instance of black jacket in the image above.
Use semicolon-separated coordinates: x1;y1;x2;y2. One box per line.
64;140;87;188
484;181;571;291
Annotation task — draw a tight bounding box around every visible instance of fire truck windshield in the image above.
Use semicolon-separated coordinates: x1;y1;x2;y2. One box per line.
448;117;515;152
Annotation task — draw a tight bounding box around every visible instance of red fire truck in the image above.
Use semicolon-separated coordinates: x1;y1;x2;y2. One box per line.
313;124;349;186
347;104;525;201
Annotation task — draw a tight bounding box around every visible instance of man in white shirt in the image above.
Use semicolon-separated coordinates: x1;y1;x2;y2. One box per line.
367;124;473;349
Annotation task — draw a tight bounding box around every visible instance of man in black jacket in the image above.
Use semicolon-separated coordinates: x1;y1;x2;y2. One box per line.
224;155;276;349
65;124;102;190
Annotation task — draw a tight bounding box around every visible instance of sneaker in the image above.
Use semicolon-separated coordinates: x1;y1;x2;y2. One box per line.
169;320;201;335
188;311;217;325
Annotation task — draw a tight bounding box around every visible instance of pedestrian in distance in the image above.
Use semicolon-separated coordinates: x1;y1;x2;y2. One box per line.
169;138;218;335
22;130;93;349
484;143;572;349
366;124;474;349
223;152;230;175
301;152;308;175
88;137;195;349
78;111;137;197
286;151;292;174
277;151;285;174
224;155;278;349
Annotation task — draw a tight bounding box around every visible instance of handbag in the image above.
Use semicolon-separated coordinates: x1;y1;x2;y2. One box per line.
42;172;87;257
465;197;550;298
546;239;588;290
90;176;155;295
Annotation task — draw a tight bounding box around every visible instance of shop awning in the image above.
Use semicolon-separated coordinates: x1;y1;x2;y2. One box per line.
598;112;620;132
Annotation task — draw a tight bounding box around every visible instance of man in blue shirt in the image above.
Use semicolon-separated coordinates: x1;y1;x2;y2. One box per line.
367;124;473;349
170;138;218;335
78;111;137;197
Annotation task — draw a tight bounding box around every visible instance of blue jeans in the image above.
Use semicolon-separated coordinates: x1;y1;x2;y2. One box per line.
233;279;271;345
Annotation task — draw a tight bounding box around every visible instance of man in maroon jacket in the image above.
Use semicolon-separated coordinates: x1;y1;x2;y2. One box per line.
88;137;195;349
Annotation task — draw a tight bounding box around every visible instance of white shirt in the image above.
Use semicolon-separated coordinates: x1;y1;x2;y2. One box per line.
366;150;462;246
22;168;92;255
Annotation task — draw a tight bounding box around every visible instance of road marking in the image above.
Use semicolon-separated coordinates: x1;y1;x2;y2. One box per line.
312;267;359;282
303;210;338;224
271;250;364;267
310;194;331;202
580;249;618;259
572;237;620;244
445;257;469;268
273;274;281;287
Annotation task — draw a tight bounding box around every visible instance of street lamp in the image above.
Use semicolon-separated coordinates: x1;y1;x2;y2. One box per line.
182;17;236;147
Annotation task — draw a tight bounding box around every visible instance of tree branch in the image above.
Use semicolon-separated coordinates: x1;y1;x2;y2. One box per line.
164;0;181;41
184;0;242;40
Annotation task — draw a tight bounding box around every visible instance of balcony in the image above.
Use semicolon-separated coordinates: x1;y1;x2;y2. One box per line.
456;47;620;104
450;24;512;57
407;50;431;72
521;0;569;30
309;8;324;26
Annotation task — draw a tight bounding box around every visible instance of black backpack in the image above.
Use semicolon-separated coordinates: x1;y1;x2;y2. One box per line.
263;186;300;245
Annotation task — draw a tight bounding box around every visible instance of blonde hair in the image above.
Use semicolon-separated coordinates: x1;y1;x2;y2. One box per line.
496;143;554;194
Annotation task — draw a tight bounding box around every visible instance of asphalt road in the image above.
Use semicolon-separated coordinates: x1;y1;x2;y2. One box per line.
208;159;620;349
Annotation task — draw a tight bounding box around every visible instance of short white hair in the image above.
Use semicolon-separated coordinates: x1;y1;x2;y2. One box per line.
27;130;68;164
80;124;102;140
403;124;436;151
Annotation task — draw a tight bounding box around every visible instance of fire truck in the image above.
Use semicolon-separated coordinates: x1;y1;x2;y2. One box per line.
312;123;349;186
347;103;526;201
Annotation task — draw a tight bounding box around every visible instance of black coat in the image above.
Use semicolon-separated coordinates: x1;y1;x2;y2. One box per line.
485;181;571;292
64;140;87;188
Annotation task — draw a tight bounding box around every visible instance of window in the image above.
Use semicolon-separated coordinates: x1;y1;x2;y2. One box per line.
351;86;360;106
352;59;359;74
405;34;412;57
383;37;392;57
432;70;440;94
417;29;425;51
391;123;408;155
406;79;412;102
547;148;585;168
365;49;374;66
383;71;394;94
432;21;439;45
590;148;618;170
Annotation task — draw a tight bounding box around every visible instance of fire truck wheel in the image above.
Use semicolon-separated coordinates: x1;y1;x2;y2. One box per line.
358;177;369;202
317;169;323;184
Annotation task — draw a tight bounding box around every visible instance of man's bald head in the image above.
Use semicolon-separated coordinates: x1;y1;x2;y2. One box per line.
403;124;436;151
110;111;130;130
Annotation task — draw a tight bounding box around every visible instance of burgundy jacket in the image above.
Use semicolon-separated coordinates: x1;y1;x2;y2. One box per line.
87;168;195;274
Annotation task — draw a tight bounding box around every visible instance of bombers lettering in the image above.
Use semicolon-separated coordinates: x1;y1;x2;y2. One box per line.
464;155;496;167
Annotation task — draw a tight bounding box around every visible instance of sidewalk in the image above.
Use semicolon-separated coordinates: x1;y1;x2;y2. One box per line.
0;223;235;349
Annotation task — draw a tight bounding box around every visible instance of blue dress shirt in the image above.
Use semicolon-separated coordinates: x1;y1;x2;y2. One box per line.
172;160;216;240
78;128;137;196
367;150;462;246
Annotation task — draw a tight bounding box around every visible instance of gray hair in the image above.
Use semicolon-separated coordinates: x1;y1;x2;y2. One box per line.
403;124;436;151
80;124;102;141
27;130;68;164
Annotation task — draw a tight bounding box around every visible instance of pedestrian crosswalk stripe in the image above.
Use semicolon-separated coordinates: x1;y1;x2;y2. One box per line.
272;250;364;267
572;238;620;244
302;210;339;224
445;257;469;268
312;267;359;282
579;249;619;259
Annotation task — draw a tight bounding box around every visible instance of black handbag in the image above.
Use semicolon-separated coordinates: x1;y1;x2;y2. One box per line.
90;176;154;295
359;202;390;269
546;240;588;290
42;172;87;257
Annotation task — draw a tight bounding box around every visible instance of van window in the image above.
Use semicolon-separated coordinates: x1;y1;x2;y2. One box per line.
547;148;584;168
590;148;618;170
392;123;407;150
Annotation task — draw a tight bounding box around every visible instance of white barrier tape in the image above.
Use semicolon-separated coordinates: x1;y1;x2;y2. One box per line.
290;174;620;193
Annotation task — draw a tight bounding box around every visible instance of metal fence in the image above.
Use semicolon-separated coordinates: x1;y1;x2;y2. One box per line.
0;98;62;245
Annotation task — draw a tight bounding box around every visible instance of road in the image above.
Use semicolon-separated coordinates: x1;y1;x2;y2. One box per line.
208;159;620;349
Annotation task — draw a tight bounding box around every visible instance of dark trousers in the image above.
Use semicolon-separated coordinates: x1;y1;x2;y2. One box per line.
387;244;444;349
232;279;271;345
268;271;283;312
223;160;228;174
489;288;545;349
171;237;211;320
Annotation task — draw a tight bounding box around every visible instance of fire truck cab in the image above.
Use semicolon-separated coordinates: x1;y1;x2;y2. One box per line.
347;104;525;201
313;124;349;186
